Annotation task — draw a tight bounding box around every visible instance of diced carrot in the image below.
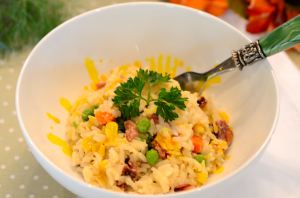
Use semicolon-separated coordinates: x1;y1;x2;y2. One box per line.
95;111;115;125
192;135;203;153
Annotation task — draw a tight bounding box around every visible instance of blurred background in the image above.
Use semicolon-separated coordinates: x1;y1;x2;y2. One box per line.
0;0;299;197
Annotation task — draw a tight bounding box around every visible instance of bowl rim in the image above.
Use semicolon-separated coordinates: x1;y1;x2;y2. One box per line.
15;1;280;197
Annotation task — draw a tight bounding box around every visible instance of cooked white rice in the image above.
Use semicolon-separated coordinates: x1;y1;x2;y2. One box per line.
65;64;233;194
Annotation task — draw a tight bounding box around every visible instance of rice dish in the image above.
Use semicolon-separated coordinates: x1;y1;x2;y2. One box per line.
65;64;233;194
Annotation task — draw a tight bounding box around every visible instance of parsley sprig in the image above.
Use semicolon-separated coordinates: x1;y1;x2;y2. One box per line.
113;69;187;122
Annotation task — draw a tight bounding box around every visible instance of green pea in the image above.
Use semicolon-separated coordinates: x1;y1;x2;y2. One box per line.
137;118;151;133
82;108;93;121
81;105;98;122
194;154;205;163
146;149;159;165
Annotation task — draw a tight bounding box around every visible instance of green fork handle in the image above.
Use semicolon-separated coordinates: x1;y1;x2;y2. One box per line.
259;15;300;57
232;15;300;70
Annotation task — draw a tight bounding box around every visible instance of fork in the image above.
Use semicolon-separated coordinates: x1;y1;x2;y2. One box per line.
175;15;300;92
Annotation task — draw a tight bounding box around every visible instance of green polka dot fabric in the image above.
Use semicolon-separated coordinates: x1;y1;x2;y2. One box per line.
0;54;74;197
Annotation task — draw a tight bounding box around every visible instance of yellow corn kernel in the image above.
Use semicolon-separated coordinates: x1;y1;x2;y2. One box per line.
104;122;118;142
91;144;99;152
98;144;106;158
81;136;93;152
193;123;205;134
96;160;108;186
160;127;171;138
155;132;180;156
214;166;224;174
99;160;108;171
88;116;96;127
219;111;230;123
218;140;228;150
197;171;208;185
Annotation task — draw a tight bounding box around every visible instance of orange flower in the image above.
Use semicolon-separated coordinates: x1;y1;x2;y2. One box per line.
169;0;229;16
246;0;285;33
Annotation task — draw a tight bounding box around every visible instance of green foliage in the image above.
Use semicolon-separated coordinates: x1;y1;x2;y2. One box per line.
0;0;65;54
228;0;248;18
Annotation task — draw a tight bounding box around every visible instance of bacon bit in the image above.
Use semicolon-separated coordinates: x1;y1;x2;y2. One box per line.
174;184;193;192
116;181;129;191
124;120;139;142
197;97;207;109
150;114;159;124
96;82;106;89
216;120;233;146
122;161;137;178
152;141;167;159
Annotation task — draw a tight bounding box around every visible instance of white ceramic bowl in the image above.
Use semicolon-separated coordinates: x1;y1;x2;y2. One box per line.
16;2;279;198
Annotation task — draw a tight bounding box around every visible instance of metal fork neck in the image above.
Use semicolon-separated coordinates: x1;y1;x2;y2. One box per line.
232;41;266;70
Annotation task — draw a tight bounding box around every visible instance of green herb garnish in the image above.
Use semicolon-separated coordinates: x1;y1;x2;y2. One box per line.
113;69;187;122
155;87;187;121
